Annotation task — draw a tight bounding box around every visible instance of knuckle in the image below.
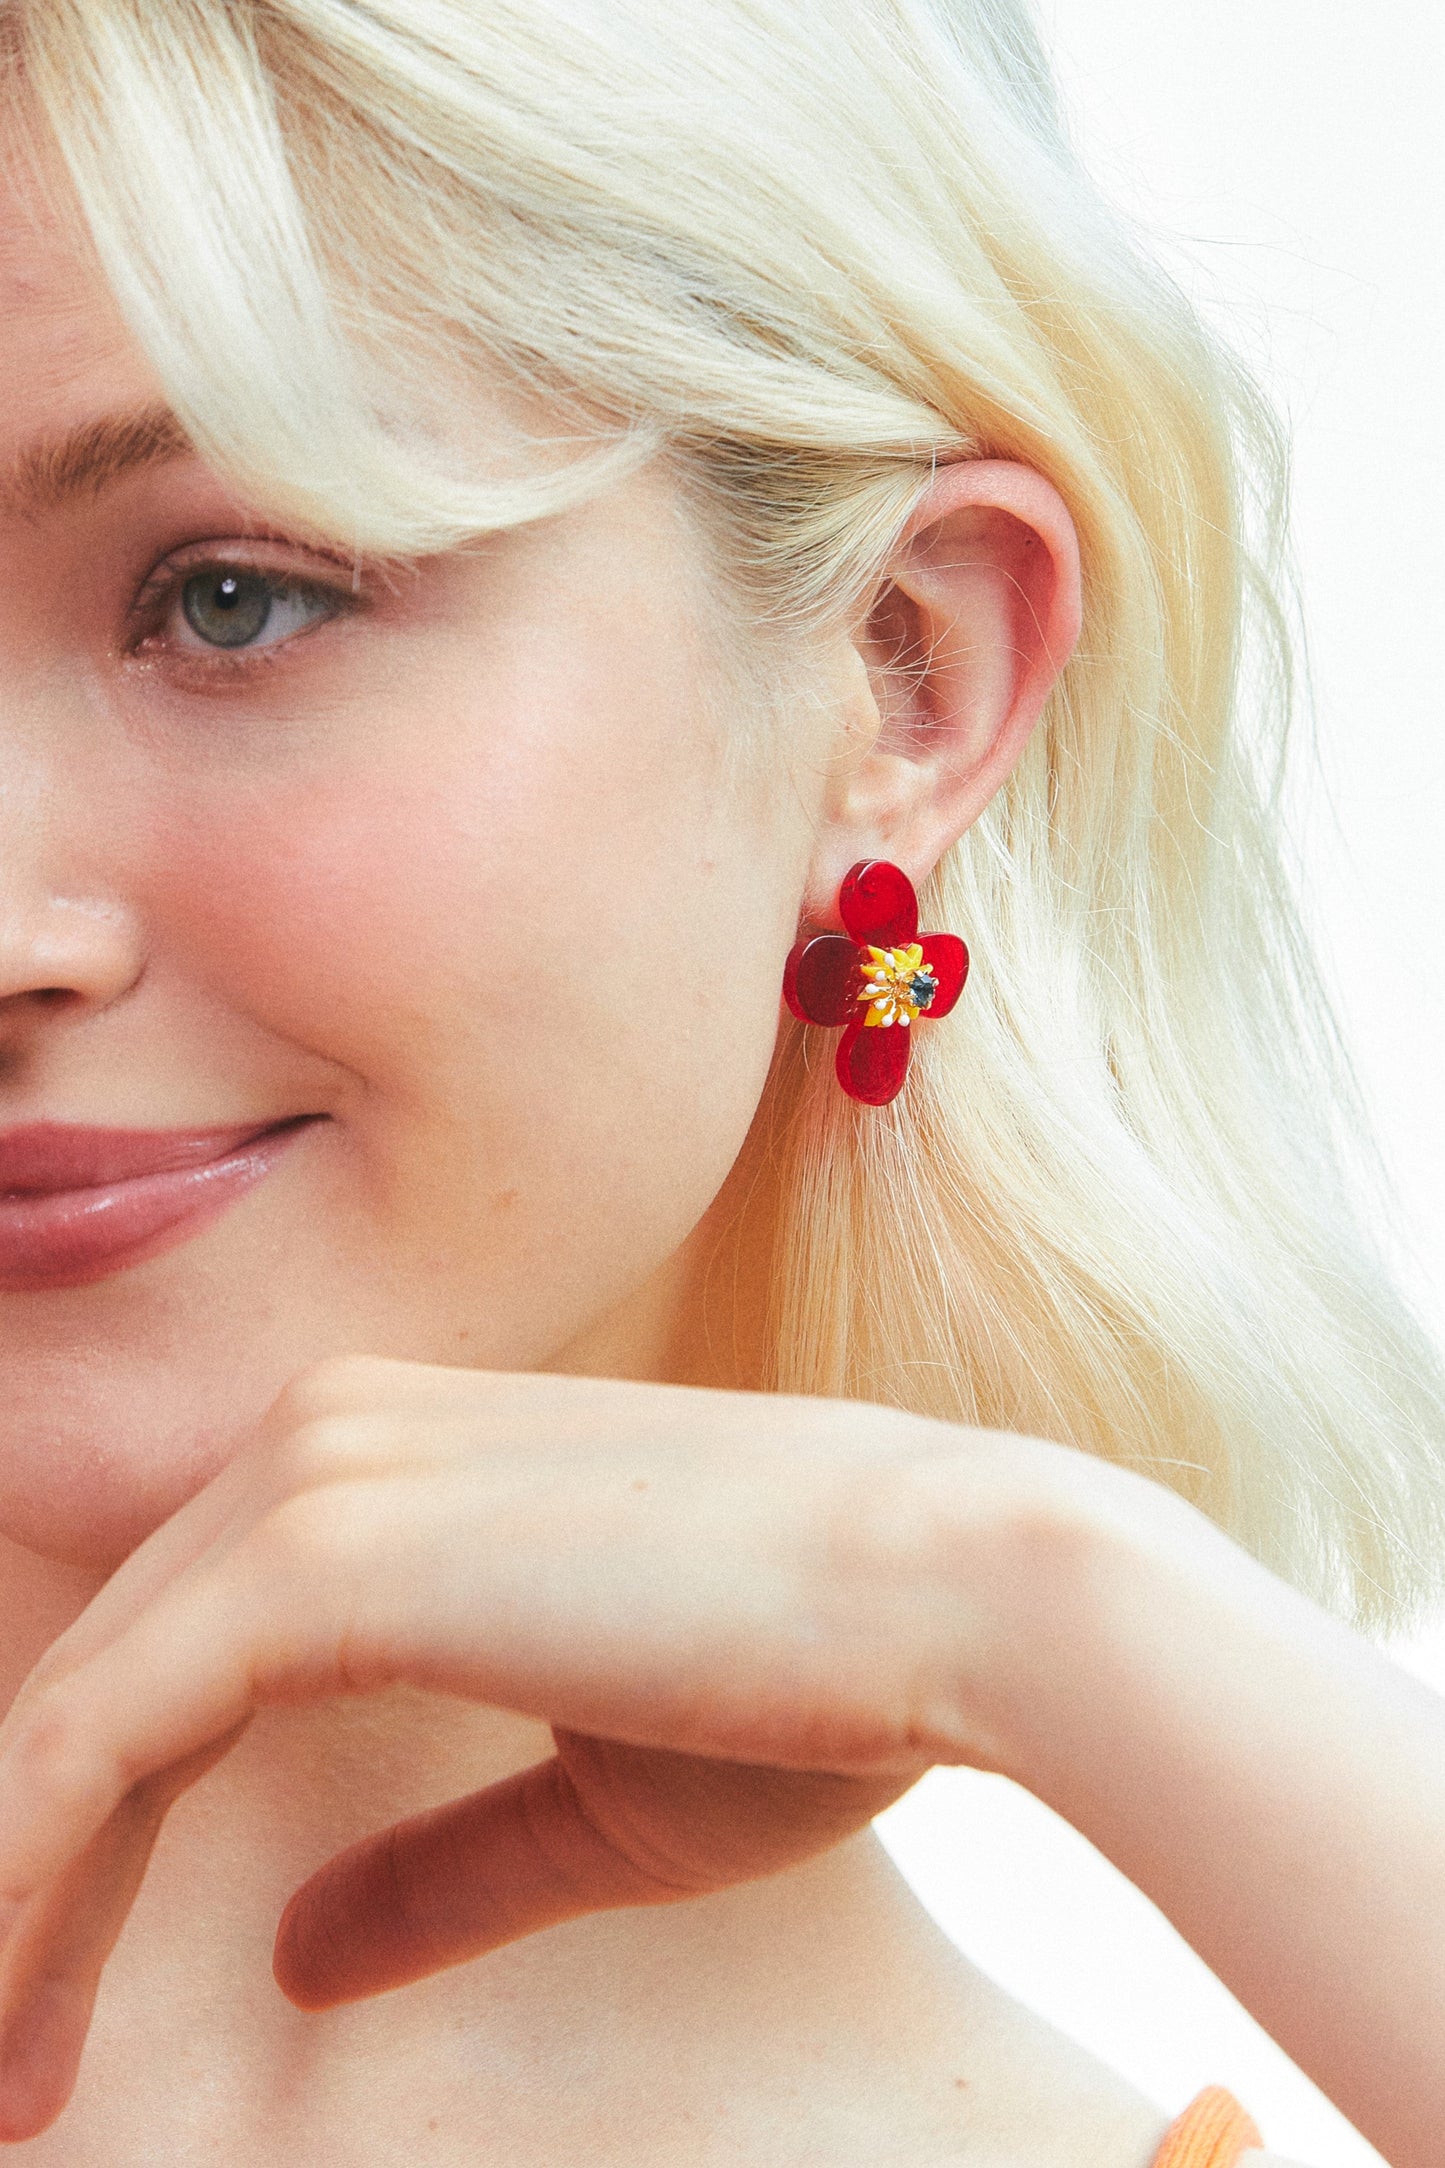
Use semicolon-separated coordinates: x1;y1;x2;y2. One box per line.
263;1355;411;1493
268;1354;396;1430
270;1412;367;1492
9;1685;101;1811
13;1688;73;1775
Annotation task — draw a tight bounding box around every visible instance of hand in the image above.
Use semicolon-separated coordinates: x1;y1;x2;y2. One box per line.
4;1357;1438;2166
0;1358;1030;2140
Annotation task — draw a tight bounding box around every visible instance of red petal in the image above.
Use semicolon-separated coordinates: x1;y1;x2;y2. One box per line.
839;860;918;947
836;1016;912;1104
918;933;969;1019
783;934;862;1025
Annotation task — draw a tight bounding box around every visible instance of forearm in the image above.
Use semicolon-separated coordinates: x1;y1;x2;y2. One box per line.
968;1477;1445;2168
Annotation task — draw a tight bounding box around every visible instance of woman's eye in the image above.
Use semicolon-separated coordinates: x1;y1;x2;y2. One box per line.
173;566;337;653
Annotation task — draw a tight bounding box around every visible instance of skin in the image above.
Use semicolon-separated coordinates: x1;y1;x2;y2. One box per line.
0;132;1166;2168
0;123;1442;2168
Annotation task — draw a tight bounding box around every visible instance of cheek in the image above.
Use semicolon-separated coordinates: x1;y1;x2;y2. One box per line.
143;668;796;1352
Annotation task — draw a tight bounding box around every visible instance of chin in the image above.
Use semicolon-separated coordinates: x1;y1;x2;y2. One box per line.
0;1366;276;1573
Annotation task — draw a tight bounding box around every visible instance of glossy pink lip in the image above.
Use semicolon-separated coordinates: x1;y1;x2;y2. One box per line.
0;1117;320;1292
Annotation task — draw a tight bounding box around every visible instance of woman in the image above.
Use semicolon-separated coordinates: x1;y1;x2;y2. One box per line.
0;0;1440;2161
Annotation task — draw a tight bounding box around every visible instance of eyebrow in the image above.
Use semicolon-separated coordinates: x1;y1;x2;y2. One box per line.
0;403;195;520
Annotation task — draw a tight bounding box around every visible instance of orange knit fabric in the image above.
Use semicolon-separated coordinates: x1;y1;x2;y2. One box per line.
1152;2087;1264;2168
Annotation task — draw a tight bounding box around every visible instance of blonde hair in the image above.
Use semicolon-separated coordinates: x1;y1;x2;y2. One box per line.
10;0;1444;1625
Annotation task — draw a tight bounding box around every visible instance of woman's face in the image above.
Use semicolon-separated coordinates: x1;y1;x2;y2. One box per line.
0;154;828;1568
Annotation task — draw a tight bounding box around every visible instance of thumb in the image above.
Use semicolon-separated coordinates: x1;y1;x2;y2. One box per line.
272;1750;688;2010
272;1735;909;2011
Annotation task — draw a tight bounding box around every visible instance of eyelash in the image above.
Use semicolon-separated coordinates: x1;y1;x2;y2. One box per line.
127;545;365;675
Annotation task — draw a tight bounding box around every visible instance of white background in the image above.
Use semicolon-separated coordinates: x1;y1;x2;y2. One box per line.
875;4;1445;2162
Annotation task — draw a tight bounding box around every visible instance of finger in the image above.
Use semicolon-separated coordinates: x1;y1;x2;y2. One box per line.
0;1479;465;1921
9;1358;470;1709
12;1448;274;1711
272;1752;701;2010
0;1536;306;1906
0;1735;236;2143
274;1739;911;2011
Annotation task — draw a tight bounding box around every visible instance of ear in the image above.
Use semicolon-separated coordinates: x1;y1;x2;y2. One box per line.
802;459;1082;921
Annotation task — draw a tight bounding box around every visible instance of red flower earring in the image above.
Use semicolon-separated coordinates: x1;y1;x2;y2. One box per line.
782;860;969;1105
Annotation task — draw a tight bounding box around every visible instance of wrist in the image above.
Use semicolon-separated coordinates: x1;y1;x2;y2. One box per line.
903;1431;1250;1797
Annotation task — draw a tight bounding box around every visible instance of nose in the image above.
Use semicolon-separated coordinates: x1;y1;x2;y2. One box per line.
0;686;148;1048
0;891;144;1032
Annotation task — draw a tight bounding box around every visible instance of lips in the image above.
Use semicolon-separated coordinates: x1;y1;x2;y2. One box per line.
0;1117;319;1292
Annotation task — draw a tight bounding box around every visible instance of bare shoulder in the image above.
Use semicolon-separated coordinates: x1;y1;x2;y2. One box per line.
831;1860;1291;2168
930;1971;1322;2168
895;1950;1174;2167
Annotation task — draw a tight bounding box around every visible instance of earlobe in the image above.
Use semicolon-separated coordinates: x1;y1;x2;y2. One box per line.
803;459;1081;922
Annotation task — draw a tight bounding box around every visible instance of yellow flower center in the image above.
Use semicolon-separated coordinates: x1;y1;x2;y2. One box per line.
858;943;937;1027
